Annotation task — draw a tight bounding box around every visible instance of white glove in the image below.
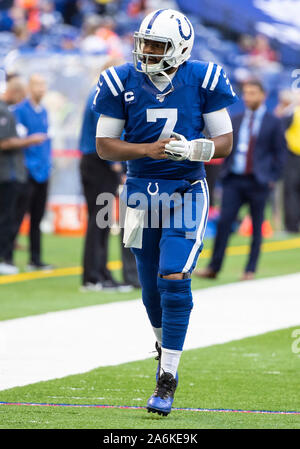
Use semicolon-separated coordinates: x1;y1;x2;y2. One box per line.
164;132;190;161
165;132;215;162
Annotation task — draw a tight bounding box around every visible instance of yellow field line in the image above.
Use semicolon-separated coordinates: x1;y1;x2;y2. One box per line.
0;238;299;285
203;237;300;258
0;261;122;285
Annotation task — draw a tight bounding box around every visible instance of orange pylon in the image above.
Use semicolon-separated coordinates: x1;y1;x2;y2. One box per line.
238;215;273;238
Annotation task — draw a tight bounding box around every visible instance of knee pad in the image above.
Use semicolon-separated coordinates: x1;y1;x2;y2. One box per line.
157;277;193;351
157;277;193;312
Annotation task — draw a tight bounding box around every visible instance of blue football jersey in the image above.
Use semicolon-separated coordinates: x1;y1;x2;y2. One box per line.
92;61;238;180
13;99;51;183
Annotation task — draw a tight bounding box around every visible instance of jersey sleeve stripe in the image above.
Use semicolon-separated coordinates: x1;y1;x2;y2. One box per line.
201;62;214;89
102;70;118;97
109;67;125;93
209;64;222;91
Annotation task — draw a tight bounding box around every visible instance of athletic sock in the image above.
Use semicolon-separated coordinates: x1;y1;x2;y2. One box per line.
152;327;162;346
160;347;182;378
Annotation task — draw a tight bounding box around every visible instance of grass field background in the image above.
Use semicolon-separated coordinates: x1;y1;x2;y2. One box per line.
1;327;300;429
0;225;300;429
0;230;300;321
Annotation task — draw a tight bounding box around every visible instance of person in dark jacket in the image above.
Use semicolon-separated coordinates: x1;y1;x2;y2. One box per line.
195;80;286;281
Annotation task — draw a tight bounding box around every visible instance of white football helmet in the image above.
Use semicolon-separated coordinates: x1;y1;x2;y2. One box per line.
133;9;194;75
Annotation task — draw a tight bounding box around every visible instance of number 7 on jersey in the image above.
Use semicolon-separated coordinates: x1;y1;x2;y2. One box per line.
147;109;178;139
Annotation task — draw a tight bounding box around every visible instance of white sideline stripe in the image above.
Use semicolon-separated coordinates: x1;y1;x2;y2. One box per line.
210;64;222;91
109;67;124;92
102;70;118;97
182;179;209;273
201;62;214;89
0;273;300;391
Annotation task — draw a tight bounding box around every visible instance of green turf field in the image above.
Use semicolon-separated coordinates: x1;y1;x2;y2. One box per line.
0;230;300;429
0;231;299;321
0;327;300;429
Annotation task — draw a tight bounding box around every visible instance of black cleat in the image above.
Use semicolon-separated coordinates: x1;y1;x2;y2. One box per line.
147;371;177;416
26;262;54;271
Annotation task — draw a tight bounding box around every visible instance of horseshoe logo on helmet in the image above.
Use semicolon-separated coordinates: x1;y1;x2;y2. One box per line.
147;182;159;196
176;17;192;41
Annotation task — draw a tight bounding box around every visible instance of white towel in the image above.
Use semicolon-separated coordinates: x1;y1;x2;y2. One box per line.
123;206;145;249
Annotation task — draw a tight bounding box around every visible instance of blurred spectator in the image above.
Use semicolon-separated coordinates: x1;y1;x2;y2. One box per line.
16;0;39;7
80;15;124;57
127;0;177;15
274;89;295;126
15;0;41;33
13;22;30;46
95;16;124;57
127;0;147;16
59;26;79;50
276;90;300;233
10;4;27;25
249;35;278;67
0;4;23;34
54;0;83;27
0;7;14;31
6;71;21;82
268;90;296;232
11;73;52;270
238;34;255;54
7;5;31;47
0;76;46;275
236;34;281;89
93;0;117;16
80;15;108;53
39;0;63;32
79;74;135;292
195;80;286;281
0;0;14;9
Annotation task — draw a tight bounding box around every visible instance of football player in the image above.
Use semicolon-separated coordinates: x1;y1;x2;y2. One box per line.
93;8;238;416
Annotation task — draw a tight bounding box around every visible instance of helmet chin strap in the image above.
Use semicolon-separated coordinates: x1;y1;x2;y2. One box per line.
148;69;175;101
